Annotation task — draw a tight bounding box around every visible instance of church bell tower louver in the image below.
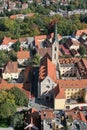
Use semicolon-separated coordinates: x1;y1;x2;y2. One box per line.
52;22;59;65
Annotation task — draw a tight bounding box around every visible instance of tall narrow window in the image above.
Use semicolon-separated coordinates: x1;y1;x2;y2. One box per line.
55;47;57;51
54;54;56;59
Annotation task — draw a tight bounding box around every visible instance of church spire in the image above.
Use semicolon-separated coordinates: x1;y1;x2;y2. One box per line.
52;22;59;65
52;22;58;43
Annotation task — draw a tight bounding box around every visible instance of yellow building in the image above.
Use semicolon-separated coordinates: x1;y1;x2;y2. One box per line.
54;79;87;110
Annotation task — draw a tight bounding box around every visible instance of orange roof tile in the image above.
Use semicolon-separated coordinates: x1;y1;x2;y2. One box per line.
66;109;87;123
39;53;57;82
59;58;79;64
10;15;17;19
54;85;65;99
2;37;11;45
34;35;47;48
75;29;87;37
26;13;34;17
17;50;30;59
41;110;54;120
0;81;30;97
79;111;87;122
1;37;17;45
3;61;18;73
35;33;62;48
57;79;87;89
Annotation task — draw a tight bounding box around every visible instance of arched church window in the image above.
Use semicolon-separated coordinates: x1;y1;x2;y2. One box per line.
54;54;56;59
55;47;57;51
46;86;50;89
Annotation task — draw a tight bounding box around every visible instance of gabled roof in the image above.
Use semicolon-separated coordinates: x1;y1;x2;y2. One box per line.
41;110;54;120
60;44;70;55
37;48;52;58
17;50;30;59
2;37;11;45
54;85;65;99
1;37;17;45
3;61;18;73
39;53;56;82
34;33;62;48
74;29;87;37
57;79;87;89
76;58;87;78
0;80;30;98
34;35;47;48
66;109;87;123
59;58;79;64
55;78;87;99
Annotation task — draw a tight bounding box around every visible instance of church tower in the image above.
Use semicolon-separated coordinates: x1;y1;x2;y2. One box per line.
52;23;59;65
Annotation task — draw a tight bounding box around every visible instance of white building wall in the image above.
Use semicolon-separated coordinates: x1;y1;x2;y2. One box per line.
3;73;19;80
40;76;56;99
70;45;79;51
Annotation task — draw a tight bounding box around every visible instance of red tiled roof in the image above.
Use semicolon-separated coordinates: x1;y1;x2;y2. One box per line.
57;79;87;89
1;37;17;45
2;37;11;45
59;58;79;64
34;35;47;48
3;61;18;73
54;85;65;99
17;50;30;59
0;81;30;98
39;53;57;82
79;111;87;122
60;44;70;55
18;37;28;43
41;110;54;120
10;15;17;19
37;48;52;58
26;13;34;17
66;109;87;123
35;33;62;48
75;29;87;37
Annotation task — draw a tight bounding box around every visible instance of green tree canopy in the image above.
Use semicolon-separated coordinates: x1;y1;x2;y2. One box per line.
30;53;40;65
10;87;28;106
12;113;24;129
0;90;16;119
0;50;9;67
78;45;86;56
0;50;17;67
11;41;21;52
8;50;17;61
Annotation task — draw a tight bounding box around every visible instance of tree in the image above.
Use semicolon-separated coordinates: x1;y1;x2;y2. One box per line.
11;41;21;52
78;45;86;56
10;87;28;106
0;90;16;119
30;53;40;65
0;50;9;67
8;50;17;61
12;113;24;129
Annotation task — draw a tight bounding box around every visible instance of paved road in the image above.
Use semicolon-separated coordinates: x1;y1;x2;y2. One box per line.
28;98;53;110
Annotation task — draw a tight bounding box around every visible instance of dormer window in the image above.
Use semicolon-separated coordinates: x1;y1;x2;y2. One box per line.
43;112;46;117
